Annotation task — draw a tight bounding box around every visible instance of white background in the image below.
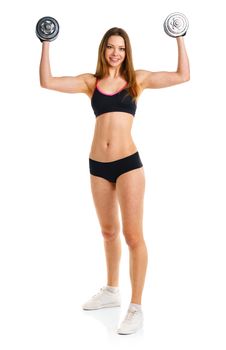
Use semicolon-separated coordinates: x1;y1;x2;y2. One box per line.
0;0;226;349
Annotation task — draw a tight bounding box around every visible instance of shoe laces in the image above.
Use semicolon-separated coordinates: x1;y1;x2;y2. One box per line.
92;287;106;299
125;309;138;321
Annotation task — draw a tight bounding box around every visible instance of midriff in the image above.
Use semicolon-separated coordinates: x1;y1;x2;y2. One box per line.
89;112;137;162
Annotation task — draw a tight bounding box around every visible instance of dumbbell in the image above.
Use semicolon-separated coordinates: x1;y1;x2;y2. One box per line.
164;12;189;37
36;16;59;42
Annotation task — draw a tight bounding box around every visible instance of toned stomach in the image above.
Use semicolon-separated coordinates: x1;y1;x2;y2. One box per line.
89;112;137;162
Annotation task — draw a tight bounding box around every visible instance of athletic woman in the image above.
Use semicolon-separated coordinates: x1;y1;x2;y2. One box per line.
39;27;190;334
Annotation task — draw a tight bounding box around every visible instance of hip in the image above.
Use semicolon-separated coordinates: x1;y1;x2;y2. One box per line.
89;151;143;183
89;141;137;162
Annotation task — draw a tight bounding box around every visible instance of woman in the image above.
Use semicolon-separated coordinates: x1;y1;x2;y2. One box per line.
39;27;190;335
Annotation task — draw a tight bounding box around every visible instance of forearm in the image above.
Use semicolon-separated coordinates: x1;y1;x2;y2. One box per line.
39;41;52;87
176;37;190;80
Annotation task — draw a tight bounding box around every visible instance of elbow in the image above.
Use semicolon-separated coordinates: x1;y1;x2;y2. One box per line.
40;79;50;89
40;81;46;89
180;73;190;83
183;76;190;83
177;69;190;83
184;73;190;82
182;68;190;82
39;74;53;89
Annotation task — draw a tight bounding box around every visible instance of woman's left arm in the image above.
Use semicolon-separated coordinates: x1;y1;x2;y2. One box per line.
136;37;190;90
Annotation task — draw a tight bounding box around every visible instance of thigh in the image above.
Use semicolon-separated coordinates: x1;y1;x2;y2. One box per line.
116;167;145;233
90;175;120;232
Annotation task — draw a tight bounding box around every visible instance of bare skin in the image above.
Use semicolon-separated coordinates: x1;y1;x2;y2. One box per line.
39;35;190;304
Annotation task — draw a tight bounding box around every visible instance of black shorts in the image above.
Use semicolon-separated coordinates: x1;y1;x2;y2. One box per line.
89;151;143;183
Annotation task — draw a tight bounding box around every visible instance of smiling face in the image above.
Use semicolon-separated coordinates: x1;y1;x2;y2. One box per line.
104;35;126;69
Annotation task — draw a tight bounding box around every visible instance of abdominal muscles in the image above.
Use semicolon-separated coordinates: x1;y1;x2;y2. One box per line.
89;112;137;162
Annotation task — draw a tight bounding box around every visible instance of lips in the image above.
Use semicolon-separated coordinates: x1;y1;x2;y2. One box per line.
110;57;120;62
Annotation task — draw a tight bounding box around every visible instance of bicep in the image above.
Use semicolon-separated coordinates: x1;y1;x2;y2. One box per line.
136;70;185;89
42;74;92;94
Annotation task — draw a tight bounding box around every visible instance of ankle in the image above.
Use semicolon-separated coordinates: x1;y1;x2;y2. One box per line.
131;298;142;305
129;303;142;311
106;285;120;293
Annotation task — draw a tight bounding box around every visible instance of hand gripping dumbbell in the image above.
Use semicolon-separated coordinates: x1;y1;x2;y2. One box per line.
163;12;189;37
36;16;59;42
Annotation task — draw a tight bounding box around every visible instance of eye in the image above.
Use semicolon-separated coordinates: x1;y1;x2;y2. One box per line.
120;47;125;51
106;45;112;49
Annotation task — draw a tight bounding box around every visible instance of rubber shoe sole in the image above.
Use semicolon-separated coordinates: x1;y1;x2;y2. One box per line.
83;301;121;310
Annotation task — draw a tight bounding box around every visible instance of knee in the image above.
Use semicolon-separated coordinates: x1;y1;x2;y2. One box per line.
123;230;143;249
101;225;120;242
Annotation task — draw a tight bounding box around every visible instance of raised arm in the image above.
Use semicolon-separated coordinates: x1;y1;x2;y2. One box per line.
136;36;190;90
39;41;95;95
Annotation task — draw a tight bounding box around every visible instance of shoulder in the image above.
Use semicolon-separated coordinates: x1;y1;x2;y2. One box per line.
77;73;97;97
78;73;96;86
135;69;153;93
135;70;152;84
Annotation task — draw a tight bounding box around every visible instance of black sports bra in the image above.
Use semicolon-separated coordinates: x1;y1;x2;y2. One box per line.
91;81;137;118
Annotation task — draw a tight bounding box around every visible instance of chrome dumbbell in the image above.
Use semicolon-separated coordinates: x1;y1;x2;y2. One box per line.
36;16;60;42
164;12;189;37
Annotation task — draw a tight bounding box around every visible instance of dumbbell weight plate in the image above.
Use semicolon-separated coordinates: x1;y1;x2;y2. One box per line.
36;16;59;42
164;12;189;37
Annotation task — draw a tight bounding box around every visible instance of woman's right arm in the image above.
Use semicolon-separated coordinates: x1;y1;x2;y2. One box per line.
39;42;95;95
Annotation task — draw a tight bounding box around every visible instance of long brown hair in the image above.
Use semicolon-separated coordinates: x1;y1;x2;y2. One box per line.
94;27;139;99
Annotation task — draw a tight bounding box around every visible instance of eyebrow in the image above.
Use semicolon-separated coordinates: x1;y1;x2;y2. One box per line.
107;43;125;48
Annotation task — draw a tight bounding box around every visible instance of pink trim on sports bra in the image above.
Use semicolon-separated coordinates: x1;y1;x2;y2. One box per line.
96;81;128;96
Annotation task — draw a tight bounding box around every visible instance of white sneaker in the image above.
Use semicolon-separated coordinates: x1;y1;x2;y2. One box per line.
117;305;143;335
82;286;121;310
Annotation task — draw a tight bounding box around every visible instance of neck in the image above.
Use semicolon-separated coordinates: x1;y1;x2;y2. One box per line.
108;66;122;79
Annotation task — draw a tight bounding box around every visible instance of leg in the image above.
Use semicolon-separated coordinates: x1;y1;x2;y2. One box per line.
90;175;121;287
116;167;148;304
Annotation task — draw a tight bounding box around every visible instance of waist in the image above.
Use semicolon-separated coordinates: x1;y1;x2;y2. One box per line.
89;139;137;162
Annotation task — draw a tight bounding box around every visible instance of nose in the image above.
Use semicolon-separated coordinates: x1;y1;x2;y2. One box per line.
112;48;118;55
